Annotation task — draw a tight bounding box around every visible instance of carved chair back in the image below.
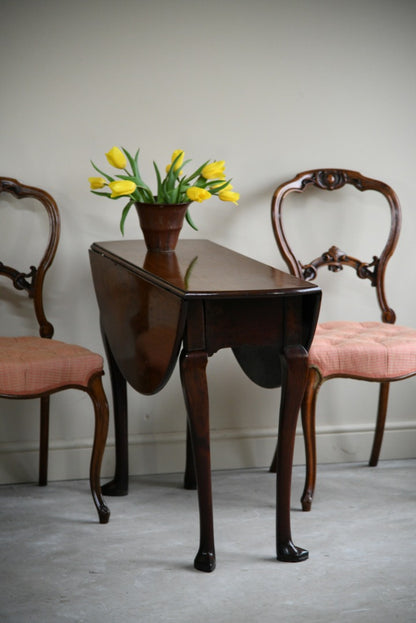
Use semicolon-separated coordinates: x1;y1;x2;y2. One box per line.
271;169;401;324
0;177;60;338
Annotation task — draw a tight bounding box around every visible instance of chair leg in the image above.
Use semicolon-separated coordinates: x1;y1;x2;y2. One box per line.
300;368;321;512
369;382;390;467
87;373;111;524
39;396;50;486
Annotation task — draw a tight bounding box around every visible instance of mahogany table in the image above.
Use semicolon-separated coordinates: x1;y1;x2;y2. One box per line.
89;240;321;572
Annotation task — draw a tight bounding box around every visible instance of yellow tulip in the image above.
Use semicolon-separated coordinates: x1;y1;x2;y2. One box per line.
89;176;106;189
218;189;240;205
105;146;127;169
186;187;212;203
171;149;184;170
108;180;137;198
166;149;184;176
201;160;226;180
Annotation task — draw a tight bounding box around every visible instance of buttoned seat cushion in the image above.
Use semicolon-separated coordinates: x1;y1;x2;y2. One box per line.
309;321;416;380
0;336;103;396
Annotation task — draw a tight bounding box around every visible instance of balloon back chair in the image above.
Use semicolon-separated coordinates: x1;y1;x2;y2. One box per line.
0;177;110;523
270;169;416;511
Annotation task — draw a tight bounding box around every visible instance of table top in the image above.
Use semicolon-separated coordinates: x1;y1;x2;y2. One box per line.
91;240;319;299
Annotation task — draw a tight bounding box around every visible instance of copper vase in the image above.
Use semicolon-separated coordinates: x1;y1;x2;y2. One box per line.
135;202;190;252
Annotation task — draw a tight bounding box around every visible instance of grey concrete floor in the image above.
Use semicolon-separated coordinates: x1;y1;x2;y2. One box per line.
0;459;415;623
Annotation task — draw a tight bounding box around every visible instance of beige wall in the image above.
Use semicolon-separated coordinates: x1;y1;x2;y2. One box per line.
1;0;415;484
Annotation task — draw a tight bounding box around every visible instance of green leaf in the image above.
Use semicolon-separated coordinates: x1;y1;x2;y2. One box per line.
159;187;170;203
209;178;232;194
119;200;134;236
91;190;112;198
183;160;210;184
153;161;163;198
194;177;208;188
185;208;198;231
116;174;136;181
90;160;114;183
175;177;189;203
154;161;171;202
121;147;153;199
143;188;155;202
165;158;179;192
121;147;136;177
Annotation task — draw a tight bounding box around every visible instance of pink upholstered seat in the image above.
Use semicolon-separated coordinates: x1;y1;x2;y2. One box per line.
0;336;104;396
310;321;416;380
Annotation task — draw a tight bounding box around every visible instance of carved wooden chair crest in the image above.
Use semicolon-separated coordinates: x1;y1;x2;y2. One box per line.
0;177;110;523
271;169;416;510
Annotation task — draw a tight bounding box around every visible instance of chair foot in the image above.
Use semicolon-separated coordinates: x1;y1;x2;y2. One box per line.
301;490;313;512
98;503;111;524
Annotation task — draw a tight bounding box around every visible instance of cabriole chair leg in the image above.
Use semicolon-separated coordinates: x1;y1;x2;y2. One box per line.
300;368;321;512
369;381;390;467
39;395;50;486
88;374;110;524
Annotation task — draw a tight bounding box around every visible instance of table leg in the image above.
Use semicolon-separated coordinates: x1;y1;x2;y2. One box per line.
180;350;216;572
184;422;197;490
101;327;129;496
276;344;309;562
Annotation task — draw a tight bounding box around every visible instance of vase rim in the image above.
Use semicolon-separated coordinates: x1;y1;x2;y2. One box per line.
134;199;191;207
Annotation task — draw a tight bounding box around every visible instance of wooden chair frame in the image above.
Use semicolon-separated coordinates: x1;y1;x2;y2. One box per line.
0;177;110;523
269;169;412;511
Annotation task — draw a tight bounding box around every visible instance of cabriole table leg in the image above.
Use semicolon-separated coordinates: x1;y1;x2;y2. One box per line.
276;344;309;562
180;350;216;572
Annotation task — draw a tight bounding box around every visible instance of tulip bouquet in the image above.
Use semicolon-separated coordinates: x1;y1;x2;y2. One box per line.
89;146;239;234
